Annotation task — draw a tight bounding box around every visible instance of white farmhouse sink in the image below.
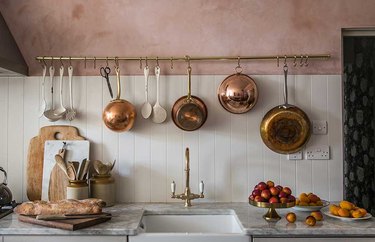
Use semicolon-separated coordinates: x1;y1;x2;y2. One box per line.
129;213;249;242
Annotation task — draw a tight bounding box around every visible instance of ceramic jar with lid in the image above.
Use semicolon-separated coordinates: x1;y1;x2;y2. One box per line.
66;180;89;200
90;174;115;206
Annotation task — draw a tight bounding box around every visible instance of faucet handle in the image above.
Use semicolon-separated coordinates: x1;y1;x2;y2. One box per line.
199;180;204;194
171;181;176;193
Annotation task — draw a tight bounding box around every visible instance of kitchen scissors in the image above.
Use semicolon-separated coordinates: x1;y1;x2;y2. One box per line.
100;66;114;98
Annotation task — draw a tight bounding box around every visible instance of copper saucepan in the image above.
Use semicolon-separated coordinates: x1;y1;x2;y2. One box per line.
172;66;207;131
260;65;311;154
102;66;136;132
217;67;258;114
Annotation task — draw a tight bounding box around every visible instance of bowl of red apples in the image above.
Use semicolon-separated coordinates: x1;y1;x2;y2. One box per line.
249;180;296;221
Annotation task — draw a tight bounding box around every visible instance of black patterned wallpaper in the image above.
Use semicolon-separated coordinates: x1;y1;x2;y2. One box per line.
343;36;375;216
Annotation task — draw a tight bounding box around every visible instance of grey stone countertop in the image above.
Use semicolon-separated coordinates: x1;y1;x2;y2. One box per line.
0;202;374;237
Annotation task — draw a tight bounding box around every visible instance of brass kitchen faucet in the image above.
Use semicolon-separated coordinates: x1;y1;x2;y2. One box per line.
171;148;204;207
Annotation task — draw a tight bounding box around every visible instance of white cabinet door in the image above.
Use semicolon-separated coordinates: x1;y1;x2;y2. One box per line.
4;236;126;242
254;238;375;242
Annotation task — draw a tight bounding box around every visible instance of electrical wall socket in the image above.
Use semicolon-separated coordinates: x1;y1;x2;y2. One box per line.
305;145;330;160
312;120;328;135
288;151;303;160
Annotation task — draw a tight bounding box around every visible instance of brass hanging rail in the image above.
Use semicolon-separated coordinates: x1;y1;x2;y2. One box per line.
35;54;330;64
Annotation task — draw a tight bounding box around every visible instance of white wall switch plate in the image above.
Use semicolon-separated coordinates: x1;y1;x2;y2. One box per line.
305;145;330;160
288;151;303;160
312;120;328;135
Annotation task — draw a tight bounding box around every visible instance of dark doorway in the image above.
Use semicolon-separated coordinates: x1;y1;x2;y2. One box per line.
343;35;375;215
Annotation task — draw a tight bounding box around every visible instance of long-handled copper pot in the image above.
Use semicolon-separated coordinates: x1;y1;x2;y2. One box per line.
102;66;136;132
172;66;207;131
260;64;311;154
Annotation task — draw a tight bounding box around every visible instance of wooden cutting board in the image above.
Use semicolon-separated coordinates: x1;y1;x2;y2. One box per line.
27;126;85;201
18;215;110;231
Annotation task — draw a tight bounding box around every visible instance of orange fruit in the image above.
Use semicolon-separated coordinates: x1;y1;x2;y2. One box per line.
305;216;316;226
339;201;354;210
299;202;309;206
299;193;310;203
309;202;317;206
338;208;350;217
286;212;297;223
310;211;323;221
329;205;340;216
316;200;323;206
358;208;367;216
351;209;363;218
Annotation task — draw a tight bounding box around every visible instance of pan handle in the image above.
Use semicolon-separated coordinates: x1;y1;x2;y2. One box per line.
283;63;288;105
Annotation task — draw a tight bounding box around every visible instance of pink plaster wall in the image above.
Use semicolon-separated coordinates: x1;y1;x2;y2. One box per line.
1;0;375;76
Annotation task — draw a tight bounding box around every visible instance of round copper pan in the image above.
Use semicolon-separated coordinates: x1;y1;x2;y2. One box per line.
217;73;258;114
171;95;207;131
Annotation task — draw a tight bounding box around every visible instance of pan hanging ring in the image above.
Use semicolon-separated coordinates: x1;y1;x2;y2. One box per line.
235;56;243;74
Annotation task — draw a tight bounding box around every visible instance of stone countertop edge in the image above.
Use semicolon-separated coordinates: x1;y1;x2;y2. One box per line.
0;202;374;237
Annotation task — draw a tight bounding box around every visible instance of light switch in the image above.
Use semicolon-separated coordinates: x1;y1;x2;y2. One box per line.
288;151;303;160
312;120;328;135
305;145;330;160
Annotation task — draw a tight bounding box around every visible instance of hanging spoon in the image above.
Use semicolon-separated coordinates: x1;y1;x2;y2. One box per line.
65;66;76;121
141;66;152;119
39;65;47;117
43;66;61;122
151;65;167;123
53;65;67;118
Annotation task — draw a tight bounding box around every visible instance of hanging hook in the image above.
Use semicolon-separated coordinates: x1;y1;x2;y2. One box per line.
293;56;297;67
235;56;242;74
139;57;142;69
84;57;87;69
300;55;304;67
69;57;72;66
156;56;159;67
284;55;287;66
304;55;309;66
115;57;119;68
185;55;191;68
106;57;109;67
145;57;148;67
276;56;279;67
94;57;97;69
60;56;64;67
42;56;47;67
170;57;174;69
51;57;54;67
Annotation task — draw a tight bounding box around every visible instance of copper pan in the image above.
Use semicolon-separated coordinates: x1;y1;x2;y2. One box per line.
217;68;258;114
172;66;207;131
102;66;136;132
260;65;311;154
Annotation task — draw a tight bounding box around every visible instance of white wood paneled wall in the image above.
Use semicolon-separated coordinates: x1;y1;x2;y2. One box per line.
0;74;343;203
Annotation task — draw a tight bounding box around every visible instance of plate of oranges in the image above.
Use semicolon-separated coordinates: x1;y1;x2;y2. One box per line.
321;200;372;221
293;192;329;211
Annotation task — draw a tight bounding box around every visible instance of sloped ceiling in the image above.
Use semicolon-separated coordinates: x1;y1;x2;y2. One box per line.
1;0;375;76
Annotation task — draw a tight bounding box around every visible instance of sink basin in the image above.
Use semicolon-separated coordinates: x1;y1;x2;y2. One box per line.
129;213;249;242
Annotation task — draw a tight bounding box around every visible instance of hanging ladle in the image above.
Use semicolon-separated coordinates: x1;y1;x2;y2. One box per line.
43;66;62;122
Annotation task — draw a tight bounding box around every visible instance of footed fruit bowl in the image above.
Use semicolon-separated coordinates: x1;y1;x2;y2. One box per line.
249;199;295;221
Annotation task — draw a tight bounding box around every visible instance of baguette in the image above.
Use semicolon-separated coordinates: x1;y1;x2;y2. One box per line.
15;198;106;216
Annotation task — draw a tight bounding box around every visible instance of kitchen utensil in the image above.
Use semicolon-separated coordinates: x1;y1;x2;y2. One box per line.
27;126;85;201
53;65;67;118
141;66;152;119
39;65;47;117
249;198;295;222
217;68;258;114
65;65;77;121
36;213;112;221
151;65;167;123
43;66;61;122
292;200;330;211
321;206;372;221
92;160;115;175
54;154;68;178
48;146;68;201
171;65;207;131
67;162;77;180
260;64;311;154
102;66;137;132
18;214;111;231
100;66;113;99
79;159;91;180
77;158;87;181
0;167;12;206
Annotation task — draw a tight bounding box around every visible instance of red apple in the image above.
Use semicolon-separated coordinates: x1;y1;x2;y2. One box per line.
254;185;259;190
257;182;267;191
261;189;271;200
280;197;289;203
276;185;283;191
282;187;292;195
269;187;279;196
249;195;255;201
252;189;261;197
269;196;279;203
266;180;275;188
254;195;265;202
288;195;296;202
279;191;287;198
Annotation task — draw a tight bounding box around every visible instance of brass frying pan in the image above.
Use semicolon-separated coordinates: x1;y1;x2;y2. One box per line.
172;66;207;131
260;65;311;154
